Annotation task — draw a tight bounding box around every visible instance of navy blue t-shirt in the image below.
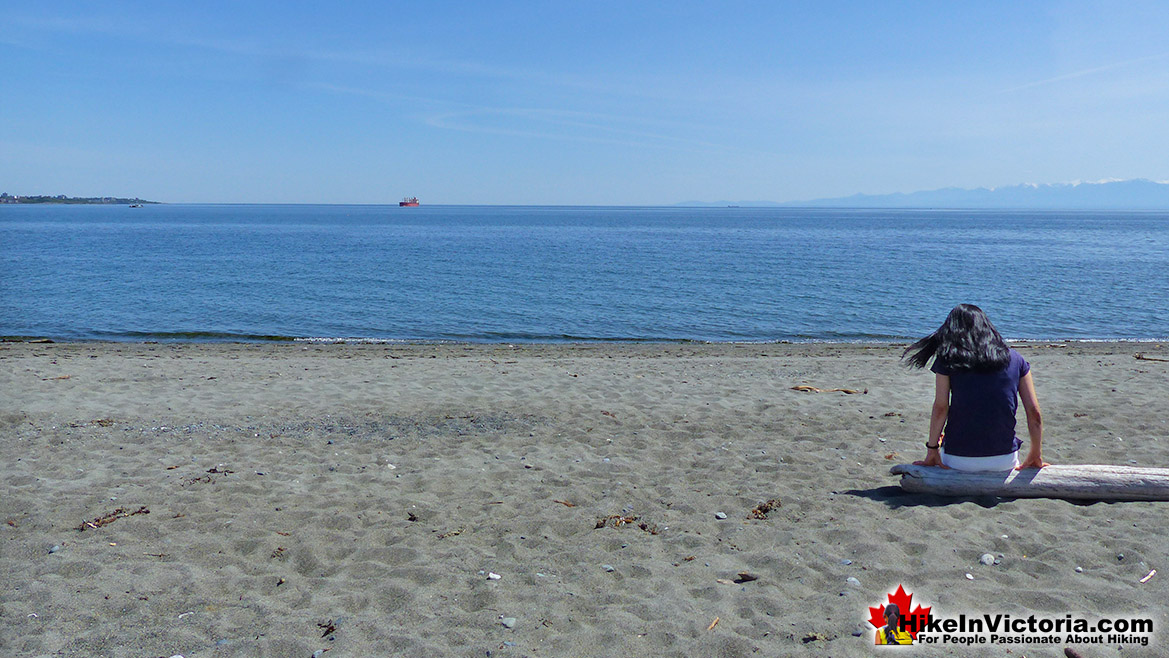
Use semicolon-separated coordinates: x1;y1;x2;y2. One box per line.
931;349;1030;457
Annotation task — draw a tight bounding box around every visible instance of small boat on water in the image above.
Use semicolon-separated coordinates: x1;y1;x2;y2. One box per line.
399;196;419;207
129;204;143;208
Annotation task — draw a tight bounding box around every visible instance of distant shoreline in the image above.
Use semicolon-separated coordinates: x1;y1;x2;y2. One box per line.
0;194;159;205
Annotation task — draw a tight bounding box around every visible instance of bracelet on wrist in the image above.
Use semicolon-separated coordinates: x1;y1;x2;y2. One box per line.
925;442;940;450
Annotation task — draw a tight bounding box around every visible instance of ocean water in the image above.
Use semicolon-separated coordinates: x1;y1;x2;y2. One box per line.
2;204;1167;342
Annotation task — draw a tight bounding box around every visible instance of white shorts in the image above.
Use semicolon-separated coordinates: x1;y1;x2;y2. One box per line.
939;446;1019;472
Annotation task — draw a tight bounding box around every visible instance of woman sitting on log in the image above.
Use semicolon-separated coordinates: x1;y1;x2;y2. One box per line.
903;304;1048;471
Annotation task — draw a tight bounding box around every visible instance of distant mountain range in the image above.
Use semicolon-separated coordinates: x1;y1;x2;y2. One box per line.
678;179;1169;209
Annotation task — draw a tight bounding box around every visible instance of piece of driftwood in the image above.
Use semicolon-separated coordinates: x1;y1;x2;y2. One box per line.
791;385;866;394
890;464;1169;501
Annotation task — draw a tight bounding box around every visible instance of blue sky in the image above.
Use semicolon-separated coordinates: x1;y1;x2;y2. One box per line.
2;2;1168;204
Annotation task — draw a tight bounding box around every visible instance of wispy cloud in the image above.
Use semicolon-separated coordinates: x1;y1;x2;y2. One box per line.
6;9;714;112
998;51;1169;94
423;106;731;152
305;82;457;109
8;11;597;92
309;81;736;153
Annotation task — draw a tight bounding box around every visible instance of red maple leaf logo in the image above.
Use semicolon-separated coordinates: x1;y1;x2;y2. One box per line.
867;585;932;640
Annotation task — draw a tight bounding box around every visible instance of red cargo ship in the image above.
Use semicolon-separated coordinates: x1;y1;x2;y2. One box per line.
399;196;419;207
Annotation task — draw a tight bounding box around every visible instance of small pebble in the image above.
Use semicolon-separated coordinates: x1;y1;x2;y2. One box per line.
714;512;728;520
846;576;861;587
1117;553;1125;561
487;572;502;580
1075;566;1084;573
840;559;852;565
979;553;995;566
852;628;865;636
313;651;325;658
965;573;974;580
500;617;517;629
1000;534;1009;539
48;545;61;554
602;564;615;572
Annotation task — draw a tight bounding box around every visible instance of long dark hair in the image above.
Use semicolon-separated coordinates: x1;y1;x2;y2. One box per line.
902;304;1010;372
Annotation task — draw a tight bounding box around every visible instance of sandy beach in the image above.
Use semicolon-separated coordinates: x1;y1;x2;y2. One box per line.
2;340;1167;657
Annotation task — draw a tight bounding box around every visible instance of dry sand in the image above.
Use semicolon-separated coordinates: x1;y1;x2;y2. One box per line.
2;341;1167;657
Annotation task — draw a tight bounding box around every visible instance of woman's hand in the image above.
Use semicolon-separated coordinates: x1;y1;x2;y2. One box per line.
1016;452;1050;470
913;449;948;468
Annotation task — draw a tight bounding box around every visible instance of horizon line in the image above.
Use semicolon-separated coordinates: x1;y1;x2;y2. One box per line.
7;201;1169;211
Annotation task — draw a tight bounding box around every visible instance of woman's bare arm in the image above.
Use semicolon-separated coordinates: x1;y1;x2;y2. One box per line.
915;374;949;467
1016;371;1049;469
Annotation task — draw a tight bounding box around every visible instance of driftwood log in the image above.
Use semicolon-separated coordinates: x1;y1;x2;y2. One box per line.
890;464;1169;501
